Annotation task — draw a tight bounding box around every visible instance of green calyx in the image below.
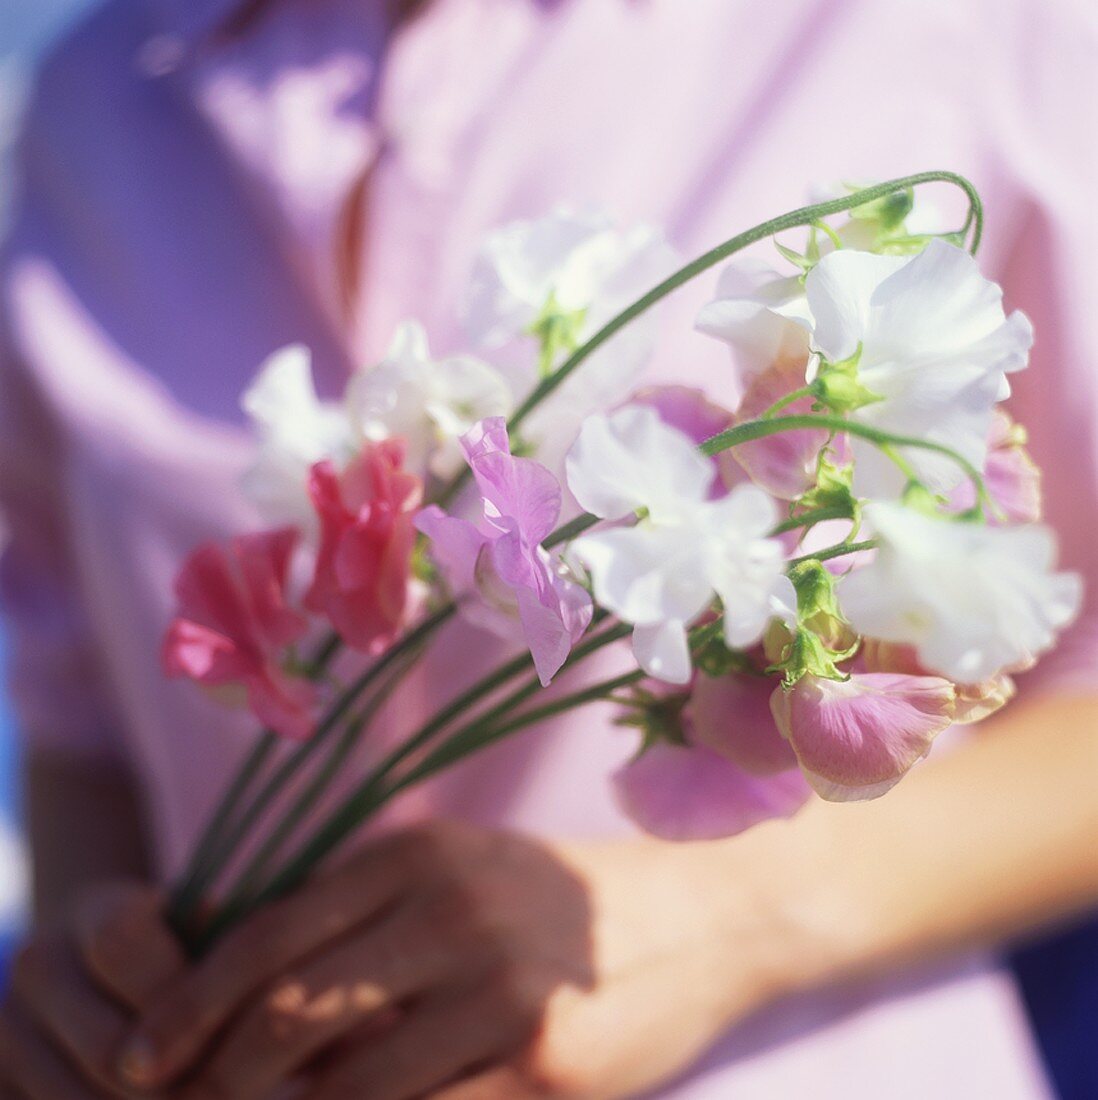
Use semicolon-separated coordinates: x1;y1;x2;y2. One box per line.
614;686;692;751
769;626;854;688
811;346;882;415
528;293;587;379
796;453;860;521
768;561;858;686
850;186;914;230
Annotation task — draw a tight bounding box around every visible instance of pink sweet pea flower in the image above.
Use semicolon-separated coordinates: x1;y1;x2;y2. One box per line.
613;741;810;842
861;638;1015;724
416;418;592;686
731;357;835;499
770;672;956;802
612;673;811;841
950;409;1042;524
162;528;317;741
306;439;422;654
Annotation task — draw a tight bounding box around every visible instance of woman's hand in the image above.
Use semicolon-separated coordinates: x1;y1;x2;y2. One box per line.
118;820;822;1100
0;882;185;1098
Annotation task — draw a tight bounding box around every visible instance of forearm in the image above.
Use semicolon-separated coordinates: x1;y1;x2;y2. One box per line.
761;691;1098;992
27;750;152;924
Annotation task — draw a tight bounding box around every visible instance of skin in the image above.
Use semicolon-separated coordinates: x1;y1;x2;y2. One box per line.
1;690;1097;1099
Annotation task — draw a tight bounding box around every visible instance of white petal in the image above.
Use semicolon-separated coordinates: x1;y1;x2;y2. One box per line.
805;250;906;362
632;621;692;684
565;407;713;522
571;524;713;626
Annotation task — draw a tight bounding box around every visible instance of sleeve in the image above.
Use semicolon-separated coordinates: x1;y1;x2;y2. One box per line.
0;284;126;761
993;0;1098;698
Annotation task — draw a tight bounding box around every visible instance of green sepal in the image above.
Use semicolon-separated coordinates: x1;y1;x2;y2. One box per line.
849;186;914;231
797;454;860;521
527;293;587;378
410;534;439;585
768;627;853;688
613;686;691;751
811;345;882;414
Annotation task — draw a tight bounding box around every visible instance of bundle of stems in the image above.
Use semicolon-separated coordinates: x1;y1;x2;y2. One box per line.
167;172;985;955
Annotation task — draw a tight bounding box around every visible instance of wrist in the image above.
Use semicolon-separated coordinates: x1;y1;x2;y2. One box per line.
699;809;892;1018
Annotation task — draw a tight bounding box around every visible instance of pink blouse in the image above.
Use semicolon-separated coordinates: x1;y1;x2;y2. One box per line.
3;0;1096;1094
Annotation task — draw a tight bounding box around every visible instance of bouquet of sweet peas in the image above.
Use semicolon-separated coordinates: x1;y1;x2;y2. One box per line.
161;173;1082;953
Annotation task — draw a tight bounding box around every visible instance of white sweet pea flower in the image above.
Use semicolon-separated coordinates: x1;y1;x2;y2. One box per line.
240;344;355;528
805;238;1034;498
694;256;812;378
463;207;678;473
566;407;794;684
347;321;512;479
840;502;1082;684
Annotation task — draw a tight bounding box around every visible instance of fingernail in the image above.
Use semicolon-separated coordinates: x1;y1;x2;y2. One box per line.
117;1037;158;1087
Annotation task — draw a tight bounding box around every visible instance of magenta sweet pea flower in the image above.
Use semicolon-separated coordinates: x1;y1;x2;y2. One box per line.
306;439;422;654
162;528;317;741
613;740;810;842
770;672;956;802
416;417;592;686
612;673;811;841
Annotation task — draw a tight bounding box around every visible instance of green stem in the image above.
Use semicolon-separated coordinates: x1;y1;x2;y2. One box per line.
389;670;648;794
437;172;982;509
700;414;986;504
169;605;455;937
217;645;421;912
790;539;877;567
770;504;855;536
762;385;816;419
198;622;633;947
168;632;342;929
167;733;276;932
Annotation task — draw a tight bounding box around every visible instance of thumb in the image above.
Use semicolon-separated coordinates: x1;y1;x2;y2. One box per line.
75;880;187;1011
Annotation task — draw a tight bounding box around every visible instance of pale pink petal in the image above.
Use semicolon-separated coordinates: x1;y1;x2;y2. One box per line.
861;638;1014;726
613;741;811;841
687;671;797;774
950;410;1042;524
770;673;955;802
731;358;831;499
952;675;1016;724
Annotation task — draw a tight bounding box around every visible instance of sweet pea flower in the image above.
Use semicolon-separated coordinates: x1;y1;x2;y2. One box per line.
804;238;1034;498
770;671;956;801
241;345;355;529
628;385;743;495
162;528;317;741
862;638;1015;725
694;256;812;379
611;675;810;841
728;357;842;500
416;418;592;686
347;321;513;480
950;410;1042;524
613;741;810;841
567;406;794;684
305;440;422;654
462;207;677;472
840;502;1082;684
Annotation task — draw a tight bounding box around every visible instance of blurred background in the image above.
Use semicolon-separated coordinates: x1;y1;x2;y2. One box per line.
0;3;1096;1096
0;0;96;982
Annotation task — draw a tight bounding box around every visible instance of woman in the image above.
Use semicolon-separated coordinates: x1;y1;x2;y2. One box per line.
0;0;1096;1096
